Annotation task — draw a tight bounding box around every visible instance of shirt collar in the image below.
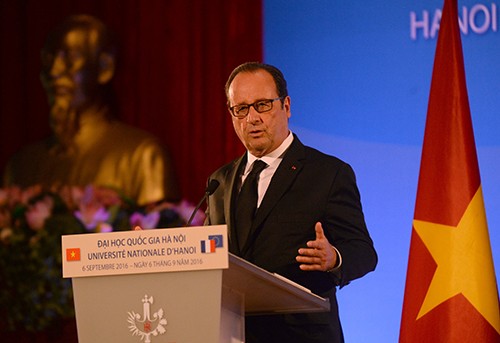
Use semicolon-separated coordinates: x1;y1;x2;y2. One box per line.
246;131;294;170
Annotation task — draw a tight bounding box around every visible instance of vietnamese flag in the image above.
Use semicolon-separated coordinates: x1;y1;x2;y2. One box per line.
399;0;500;342
66;248;81;262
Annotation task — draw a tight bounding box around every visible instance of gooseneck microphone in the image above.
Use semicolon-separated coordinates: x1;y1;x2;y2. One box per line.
186;179;220;226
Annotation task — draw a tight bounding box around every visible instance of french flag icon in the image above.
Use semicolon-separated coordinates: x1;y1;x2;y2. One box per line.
200;239;216;253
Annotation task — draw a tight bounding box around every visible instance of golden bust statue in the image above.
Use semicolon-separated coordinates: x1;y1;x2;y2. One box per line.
3;15;179;206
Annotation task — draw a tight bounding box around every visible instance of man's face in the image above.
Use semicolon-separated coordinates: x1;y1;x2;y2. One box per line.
228;70;291;157
40;27;99;111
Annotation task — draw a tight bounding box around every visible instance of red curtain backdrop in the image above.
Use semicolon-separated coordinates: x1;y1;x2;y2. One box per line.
0;0;262;203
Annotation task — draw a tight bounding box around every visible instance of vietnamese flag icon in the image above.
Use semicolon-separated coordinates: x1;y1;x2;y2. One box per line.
66;248;81;261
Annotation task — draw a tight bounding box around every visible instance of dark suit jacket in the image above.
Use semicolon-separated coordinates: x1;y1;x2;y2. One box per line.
205;135;377;343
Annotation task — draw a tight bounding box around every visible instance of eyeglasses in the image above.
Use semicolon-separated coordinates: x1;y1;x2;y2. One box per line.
229;97;284;118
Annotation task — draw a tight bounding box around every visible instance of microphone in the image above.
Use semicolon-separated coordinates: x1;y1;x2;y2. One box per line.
186;179;220;226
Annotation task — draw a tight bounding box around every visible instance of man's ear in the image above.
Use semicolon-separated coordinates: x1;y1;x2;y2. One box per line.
97;52;115;84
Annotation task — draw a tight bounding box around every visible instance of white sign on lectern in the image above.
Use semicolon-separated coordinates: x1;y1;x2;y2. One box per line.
62;225;228;278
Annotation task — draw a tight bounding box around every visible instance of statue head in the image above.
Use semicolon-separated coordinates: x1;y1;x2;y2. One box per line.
40;14;116;111
40;15;117;150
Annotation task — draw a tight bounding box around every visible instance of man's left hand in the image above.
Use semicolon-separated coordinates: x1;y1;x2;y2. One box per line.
296;222;338;271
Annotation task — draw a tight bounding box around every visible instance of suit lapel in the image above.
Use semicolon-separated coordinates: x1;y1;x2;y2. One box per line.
225;155;246;255
241;137;306;255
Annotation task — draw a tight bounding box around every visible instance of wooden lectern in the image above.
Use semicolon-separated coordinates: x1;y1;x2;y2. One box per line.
62;226;329;343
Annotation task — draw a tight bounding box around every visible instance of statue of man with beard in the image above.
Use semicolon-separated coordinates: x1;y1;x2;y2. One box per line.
3;15;179;206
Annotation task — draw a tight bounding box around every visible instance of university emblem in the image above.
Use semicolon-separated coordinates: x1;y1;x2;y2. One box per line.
127;295;168;342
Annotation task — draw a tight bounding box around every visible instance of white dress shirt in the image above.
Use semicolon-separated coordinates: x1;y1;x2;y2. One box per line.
241;131;294;207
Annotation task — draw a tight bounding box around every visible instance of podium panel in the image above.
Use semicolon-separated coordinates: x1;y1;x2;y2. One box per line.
73;269;222;343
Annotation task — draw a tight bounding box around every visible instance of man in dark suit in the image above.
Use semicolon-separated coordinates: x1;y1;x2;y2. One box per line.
205;62;377;343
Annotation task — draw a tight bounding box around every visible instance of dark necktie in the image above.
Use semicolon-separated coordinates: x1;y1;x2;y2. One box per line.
235;160;268;250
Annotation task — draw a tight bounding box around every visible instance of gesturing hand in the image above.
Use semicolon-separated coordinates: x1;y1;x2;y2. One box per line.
296;222;338;272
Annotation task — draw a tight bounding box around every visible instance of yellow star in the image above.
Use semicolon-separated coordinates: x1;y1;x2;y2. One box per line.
413;186;500;334
71;251;76;258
